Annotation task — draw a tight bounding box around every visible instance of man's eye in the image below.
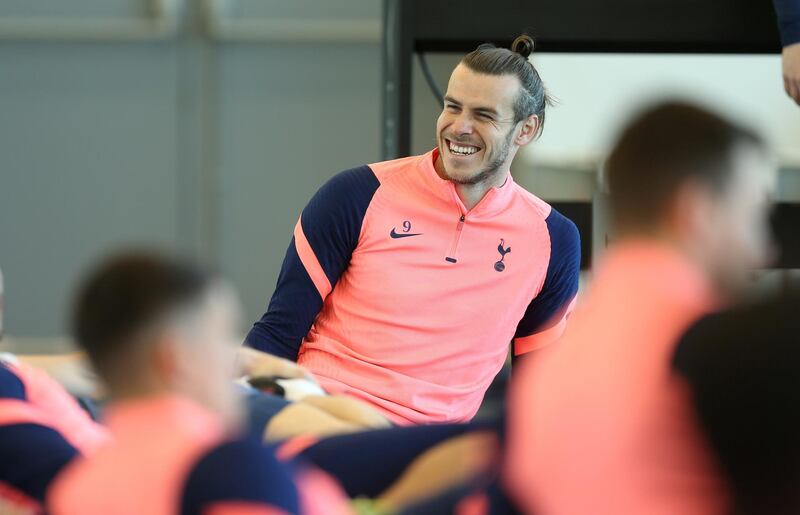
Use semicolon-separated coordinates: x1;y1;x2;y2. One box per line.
446;104;459;111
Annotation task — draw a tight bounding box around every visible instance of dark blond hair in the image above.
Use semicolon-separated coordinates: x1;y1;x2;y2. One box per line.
461;35;550;136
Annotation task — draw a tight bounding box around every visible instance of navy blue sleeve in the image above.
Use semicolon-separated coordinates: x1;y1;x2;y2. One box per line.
245;165;380;360
514;209;581;341
244;237;326;361
181;437;300;515
0;423;78;503
0;364;26;400
775;0;800;46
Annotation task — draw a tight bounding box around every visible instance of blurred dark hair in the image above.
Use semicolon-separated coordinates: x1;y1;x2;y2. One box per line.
606;101;765;233
72;251;213;380
461;34;550;135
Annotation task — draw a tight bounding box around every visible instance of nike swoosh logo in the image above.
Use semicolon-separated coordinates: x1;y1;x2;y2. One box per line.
390;228;422;239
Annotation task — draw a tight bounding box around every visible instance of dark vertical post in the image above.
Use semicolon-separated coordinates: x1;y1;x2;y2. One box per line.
382;0;414;159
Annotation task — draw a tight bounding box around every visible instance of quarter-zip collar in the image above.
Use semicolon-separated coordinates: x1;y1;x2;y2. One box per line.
417;148;516;219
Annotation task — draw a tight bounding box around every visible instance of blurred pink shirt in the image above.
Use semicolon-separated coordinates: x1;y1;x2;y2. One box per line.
506;241;729;515
49;395;350;515
4;360;108;455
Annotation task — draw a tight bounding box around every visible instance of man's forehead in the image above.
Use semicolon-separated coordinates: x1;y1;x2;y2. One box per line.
446;64;520;112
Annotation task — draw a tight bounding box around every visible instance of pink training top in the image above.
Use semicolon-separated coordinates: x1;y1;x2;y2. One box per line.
48;395;313;515
246;149;581;424
6;360;109;455
505;241;729;515
0;359;109;513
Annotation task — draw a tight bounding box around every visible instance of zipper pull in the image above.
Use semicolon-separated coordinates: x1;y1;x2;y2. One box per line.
456;214;465;232
445;215;466;264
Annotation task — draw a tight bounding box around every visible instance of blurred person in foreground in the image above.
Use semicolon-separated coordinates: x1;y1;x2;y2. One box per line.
47;252;498;514
47;253;313;514
506;101;777;515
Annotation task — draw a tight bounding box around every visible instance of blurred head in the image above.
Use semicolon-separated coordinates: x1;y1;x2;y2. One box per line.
72;252;243;428
436;35;549;186
606;101;776;295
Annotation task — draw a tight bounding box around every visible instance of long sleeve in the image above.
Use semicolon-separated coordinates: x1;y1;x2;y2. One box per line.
513;208;581;356
774;0;800;46
244;166;380;361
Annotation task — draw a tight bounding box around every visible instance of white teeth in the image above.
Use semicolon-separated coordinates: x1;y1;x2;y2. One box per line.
448;141;479;156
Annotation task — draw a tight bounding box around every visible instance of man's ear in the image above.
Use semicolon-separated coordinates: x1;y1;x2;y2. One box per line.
665;179;716;244
151;331;180;384
514;114;540;147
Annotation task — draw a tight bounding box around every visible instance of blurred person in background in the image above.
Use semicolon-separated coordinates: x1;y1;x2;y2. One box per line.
774;0;800;104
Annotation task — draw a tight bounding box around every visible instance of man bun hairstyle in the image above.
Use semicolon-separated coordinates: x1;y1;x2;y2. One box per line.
511;34;535;58
461;34;550;136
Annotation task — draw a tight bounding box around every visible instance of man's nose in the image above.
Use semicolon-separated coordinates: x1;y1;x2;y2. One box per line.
451;113;474;135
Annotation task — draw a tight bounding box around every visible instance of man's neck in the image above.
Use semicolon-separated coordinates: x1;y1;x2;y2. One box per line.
617;228;722;294
434;154;509;211
108;378;169;403
454;182;496;211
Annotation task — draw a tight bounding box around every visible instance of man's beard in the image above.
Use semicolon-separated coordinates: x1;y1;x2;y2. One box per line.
444;127;515;186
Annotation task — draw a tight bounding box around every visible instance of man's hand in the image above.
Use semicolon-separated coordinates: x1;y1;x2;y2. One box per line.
236;346;311;380
783;42;800;105
301;395;392;429
263;395;391;441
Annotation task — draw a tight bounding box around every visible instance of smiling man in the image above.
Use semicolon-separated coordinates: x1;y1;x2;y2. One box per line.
246;36;581;425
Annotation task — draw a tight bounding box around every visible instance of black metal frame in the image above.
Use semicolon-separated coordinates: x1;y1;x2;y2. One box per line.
382;0;782;160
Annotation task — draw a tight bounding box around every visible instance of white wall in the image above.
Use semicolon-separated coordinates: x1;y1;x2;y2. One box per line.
526;53;799;168
0;0;382;338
